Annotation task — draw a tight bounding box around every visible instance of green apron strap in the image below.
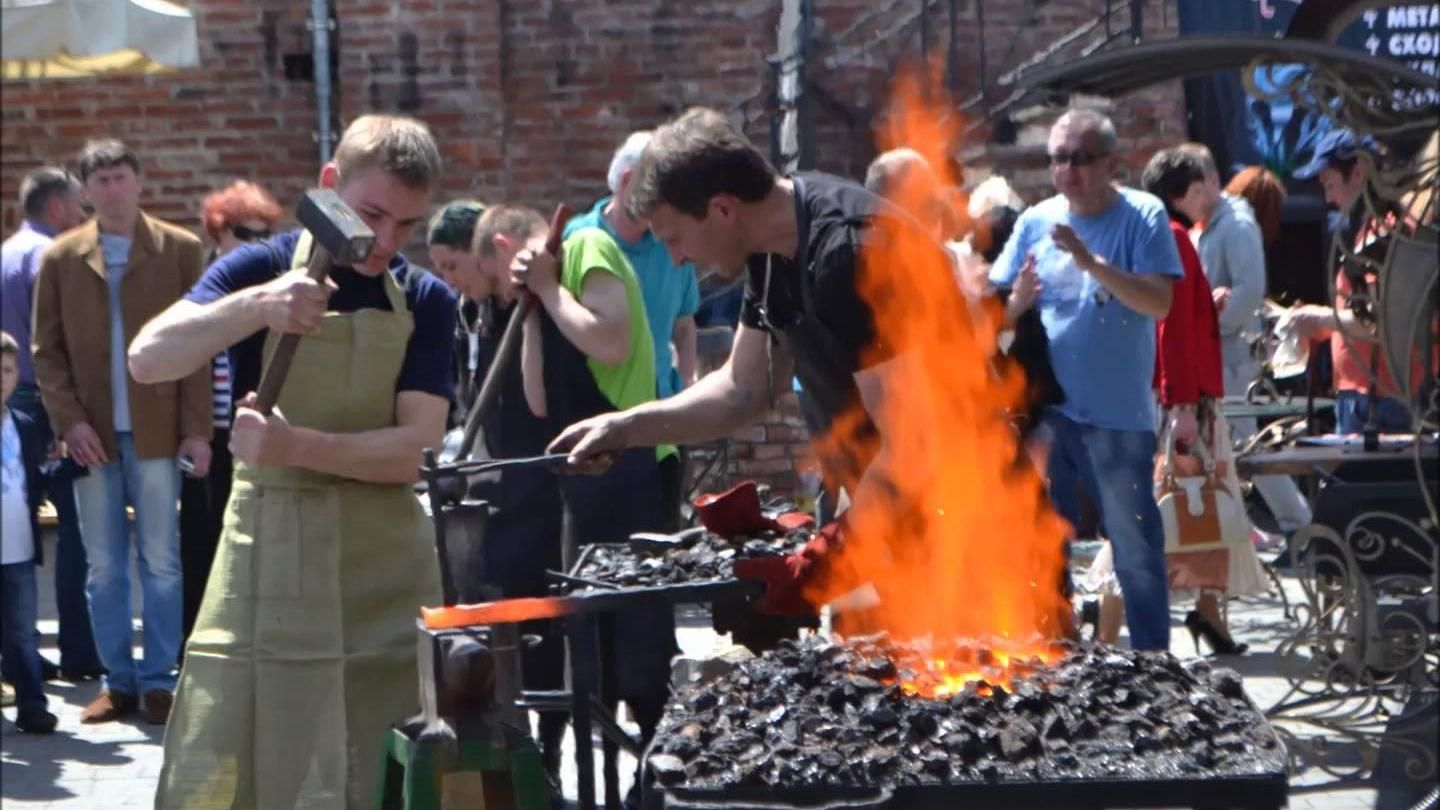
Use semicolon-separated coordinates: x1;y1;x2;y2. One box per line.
380;266;408;314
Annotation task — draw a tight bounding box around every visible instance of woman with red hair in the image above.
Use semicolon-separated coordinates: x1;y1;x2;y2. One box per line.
200;180;281;261
1223;166;1286;250
179;181;281;650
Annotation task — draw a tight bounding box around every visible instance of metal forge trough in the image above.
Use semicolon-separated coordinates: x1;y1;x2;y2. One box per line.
644;635;1288;809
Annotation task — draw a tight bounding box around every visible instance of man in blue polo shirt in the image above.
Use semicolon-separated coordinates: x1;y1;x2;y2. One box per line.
990;109;1183;651
565;130;701;528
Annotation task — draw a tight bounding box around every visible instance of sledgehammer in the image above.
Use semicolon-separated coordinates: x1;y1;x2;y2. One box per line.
253;189;376;414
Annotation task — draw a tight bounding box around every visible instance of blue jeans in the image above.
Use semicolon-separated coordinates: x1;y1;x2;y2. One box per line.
73;432;182;695
7;383;102;673
1334;391;1412;434
1043;410;1171;650
1;561;48;712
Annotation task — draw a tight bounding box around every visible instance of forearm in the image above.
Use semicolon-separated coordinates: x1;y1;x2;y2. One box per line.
282;424;433;484
613;365;767;447
1299;303;1371;343
130;289;269;384
521;309;547;418
1334;306;1374;339
533;284;627;366
1000;292;1028;329
673;316;698;388
178;363;215;441
1084;258;1172;319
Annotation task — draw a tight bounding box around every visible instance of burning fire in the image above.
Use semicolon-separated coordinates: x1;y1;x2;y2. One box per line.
888;645;1052;698
804;68;1071;694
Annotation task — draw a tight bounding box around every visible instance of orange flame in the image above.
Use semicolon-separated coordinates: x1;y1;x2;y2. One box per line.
804;67;1071;691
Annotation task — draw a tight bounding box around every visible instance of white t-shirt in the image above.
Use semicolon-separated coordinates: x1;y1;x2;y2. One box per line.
1;411;36;565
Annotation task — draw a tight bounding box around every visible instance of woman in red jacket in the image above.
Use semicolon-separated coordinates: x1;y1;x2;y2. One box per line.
1084;149;1267;654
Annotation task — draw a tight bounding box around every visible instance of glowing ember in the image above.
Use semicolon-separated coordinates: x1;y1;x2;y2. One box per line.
803;67;1071;693
870;637;1062;698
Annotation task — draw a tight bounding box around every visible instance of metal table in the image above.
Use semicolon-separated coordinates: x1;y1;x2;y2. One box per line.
1236;441;1438;477
1221;396;1334;420
1239;440;1439;789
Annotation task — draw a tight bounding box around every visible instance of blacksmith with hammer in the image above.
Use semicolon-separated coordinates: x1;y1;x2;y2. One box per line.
128;115;456;809
550;107;932;613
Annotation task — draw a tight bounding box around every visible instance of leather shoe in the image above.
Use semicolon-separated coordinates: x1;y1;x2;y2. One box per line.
143;689;174;725
80;690;138;724
15;706;58;734
39;657;61;682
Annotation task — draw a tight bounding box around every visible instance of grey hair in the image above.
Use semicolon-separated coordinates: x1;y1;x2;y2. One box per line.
1054;109;1119;154
19;166;80;218
607;131;652;194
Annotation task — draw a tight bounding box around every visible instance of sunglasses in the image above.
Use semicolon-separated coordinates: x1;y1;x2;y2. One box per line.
231;225;272;241
1048;150;1109;168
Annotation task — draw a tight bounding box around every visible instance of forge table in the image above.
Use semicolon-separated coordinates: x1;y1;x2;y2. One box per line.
543;548;786;810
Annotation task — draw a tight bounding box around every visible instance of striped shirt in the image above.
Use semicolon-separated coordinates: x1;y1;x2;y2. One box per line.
212;352;232;428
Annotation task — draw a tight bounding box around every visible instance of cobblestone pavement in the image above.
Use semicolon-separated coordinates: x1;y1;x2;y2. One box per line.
4;542;1431;809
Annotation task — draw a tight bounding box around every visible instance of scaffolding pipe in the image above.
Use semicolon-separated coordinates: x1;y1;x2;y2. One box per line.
311;0;333;164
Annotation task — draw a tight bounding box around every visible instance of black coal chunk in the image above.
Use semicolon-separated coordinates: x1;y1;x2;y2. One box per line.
1209;668;1245;700
999;718;1040;762
569;509;811;589
650;754;688;785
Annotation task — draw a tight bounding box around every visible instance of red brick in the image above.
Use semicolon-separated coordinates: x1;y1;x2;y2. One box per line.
2;0;1184;488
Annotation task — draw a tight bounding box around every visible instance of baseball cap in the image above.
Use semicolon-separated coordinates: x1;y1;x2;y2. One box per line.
1293;129;1378;180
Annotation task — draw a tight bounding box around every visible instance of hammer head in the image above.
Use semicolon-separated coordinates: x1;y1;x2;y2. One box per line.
296;188;376;266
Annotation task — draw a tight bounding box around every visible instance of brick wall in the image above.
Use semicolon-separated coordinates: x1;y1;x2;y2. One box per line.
2;0;1185;496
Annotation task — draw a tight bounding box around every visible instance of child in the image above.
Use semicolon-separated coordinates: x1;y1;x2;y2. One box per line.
2;330;57;733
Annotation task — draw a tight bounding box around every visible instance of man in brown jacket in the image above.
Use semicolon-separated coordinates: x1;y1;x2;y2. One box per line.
32;139;212;725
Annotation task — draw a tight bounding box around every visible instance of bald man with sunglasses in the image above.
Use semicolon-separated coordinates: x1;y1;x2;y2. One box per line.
988;109;1183;651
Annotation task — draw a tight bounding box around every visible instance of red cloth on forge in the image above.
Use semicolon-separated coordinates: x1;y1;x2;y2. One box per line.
1154;220;1224;408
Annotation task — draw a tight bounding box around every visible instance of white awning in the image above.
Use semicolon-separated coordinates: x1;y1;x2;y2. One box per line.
2;0;198;79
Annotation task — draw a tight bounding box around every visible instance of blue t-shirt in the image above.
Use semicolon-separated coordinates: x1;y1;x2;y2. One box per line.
989;188;1182;431
564;198;700;398
184;231;456;403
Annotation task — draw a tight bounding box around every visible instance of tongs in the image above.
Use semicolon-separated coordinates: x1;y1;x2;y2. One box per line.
447;453;574;476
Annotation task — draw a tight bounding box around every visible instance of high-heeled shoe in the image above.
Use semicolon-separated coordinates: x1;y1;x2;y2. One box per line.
1185;610;1249;656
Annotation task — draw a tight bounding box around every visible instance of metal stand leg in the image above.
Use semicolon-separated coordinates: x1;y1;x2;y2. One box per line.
599;612;622;809
568;613;600;810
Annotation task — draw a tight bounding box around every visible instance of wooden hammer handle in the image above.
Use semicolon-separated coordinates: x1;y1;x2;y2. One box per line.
254;248;333;415
458;202;572;459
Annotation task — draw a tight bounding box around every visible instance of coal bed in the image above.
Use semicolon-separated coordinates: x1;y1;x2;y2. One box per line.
571;530;811;588
646;636;1287;808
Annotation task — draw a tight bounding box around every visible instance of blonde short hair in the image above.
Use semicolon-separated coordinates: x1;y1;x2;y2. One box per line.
471;204;548;257
333;115;443;190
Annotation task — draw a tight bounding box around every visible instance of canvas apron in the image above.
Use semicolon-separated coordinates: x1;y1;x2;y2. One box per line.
156;233;442;810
